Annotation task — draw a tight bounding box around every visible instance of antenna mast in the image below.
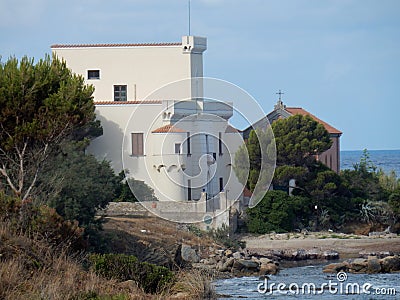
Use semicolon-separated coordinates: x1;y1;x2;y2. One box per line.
188;0;191;36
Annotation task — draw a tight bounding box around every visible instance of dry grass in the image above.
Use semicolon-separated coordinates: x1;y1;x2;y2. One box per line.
0;221;150;300
165;269;217;300
0;220;216;299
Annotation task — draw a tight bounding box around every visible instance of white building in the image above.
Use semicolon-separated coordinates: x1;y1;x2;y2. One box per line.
52;36;245;227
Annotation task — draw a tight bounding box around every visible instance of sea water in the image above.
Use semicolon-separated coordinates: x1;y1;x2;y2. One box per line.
213;264;400;299
341;150;400;176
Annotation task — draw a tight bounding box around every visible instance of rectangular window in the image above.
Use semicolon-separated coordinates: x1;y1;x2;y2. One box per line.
114;85;127;101
188;180;192;201
87;70;100;79
131;133;144;156
175;143;181;154
187;132;191;155
219;177;224;192
218;132;223;155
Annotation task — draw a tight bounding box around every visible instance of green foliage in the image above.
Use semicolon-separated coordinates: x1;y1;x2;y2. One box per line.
89;253;174;294
36;146;118;233
0;192;86;252
234;128;275;193
0;55;98;200
114;171;158;202
389;188;400;218
246;191;312;233
272;115;332;167
208;223;246;250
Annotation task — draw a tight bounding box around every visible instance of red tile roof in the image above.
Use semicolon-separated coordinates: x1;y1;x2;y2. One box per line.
94;100;162;105
285;107;342;135
151;124;186;133
51;42;181;49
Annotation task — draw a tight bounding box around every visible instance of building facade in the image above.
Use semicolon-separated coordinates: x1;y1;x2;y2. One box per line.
52;36;244;226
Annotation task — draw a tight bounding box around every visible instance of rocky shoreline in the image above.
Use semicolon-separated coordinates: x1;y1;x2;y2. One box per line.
188;234;400;277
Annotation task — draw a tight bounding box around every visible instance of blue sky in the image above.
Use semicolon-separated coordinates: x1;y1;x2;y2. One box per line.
1;0;399;150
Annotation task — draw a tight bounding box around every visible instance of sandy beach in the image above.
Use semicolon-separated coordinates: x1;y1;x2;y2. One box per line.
243;233;400;258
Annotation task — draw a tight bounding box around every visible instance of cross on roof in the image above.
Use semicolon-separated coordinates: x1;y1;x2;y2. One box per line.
276;89;284;101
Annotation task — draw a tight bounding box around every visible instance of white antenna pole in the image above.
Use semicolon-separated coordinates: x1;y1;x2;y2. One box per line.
188;0;191;36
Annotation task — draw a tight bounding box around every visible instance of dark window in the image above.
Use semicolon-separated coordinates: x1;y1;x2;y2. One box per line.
212;152;217;161
175;143;181;154
188;179;192;201
88;70;100;79
218;132;223;155
131;133;144;156
187;132;191;155
114;85;127;101
219;177;224;192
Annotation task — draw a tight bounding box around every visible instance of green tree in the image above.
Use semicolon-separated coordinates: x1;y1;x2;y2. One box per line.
234;128;275;196
246;190;312;233
114;170;158;202
272;115;332;167
38;148;118;231
0;55;97;200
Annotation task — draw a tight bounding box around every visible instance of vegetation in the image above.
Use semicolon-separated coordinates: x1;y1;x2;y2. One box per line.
241;115;400;234
247;191;312;233
89;253;174;294
0;55;100;200
272;114;332;167
0;55;216;299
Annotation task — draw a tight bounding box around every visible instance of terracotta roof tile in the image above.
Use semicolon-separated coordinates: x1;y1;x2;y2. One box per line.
152;124;185;133
51;42;181;49
94;100;162;105
285;107;342;135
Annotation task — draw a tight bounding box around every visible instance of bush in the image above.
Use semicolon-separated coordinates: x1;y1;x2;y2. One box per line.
246;190;312;233
208;224;246;250
89;253;174;294
0;192;86;252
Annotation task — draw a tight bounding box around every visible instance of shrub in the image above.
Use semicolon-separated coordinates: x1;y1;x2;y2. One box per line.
89;253;174;294
0;192;86;252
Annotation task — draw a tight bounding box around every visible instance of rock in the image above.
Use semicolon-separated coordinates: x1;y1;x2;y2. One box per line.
349;258;368;273
323;262;348;273
260;263;278;275
381;256;400;272
259;257;273;265
323;250;339;260
232;259;259;272
292;249;307;260
219;257;235;272
203;258;217;266
224;249;233;257
232;251;242;259
367;258;381;273
306;249;321;259
181;244;199;263
216;260;224;271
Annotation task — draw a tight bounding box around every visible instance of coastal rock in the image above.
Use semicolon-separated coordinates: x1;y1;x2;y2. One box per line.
349;258;368;273
260;263;278;275
181;244;200;263
232;259;259;273
381;256;400;272
224;249;233;257
232;251;242;259
323;262;349;273
323;250;339;260
218;257;235;272
367;257;381;273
